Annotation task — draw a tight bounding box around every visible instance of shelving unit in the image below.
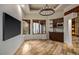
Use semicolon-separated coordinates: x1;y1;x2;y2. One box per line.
49;18;64;42
75;15;79;37
50;18;63;32
72;14;79;49
72;18;75;36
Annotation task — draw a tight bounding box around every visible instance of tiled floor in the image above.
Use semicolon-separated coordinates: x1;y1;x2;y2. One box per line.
15;40;64;55
63;36;79;55
15;39;79;55
64;44;79;55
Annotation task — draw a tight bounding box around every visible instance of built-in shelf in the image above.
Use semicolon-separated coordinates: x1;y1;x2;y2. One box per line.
50;18;63;32
49;18;64;42
72;18;75;36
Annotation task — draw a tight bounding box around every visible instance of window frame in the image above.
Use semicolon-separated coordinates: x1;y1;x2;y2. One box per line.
23;19;30;34
32;20;46;34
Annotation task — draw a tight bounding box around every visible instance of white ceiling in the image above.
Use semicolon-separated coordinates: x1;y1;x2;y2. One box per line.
20;4;69;16
29;4;59;10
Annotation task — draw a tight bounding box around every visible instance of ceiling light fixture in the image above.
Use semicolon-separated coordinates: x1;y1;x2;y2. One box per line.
39;4;55;16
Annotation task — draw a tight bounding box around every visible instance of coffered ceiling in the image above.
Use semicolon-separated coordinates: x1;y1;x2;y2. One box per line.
20;4;69;15
29;4;59;11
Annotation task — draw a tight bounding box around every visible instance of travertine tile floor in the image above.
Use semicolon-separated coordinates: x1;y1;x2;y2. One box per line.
15;40;64;55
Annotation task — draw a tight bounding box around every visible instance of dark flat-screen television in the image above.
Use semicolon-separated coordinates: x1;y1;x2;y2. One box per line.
3;12;21;41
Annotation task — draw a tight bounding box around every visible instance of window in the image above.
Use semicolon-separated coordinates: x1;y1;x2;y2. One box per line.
23;20;30;34
33;20;46;34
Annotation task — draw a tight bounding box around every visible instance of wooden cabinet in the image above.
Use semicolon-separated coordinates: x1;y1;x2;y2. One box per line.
49;32;64;42
49;18;64;42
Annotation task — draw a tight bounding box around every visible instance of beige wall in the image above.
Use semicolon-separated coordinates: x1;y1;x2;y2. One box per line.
22;11;64;40
0;5;24;55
